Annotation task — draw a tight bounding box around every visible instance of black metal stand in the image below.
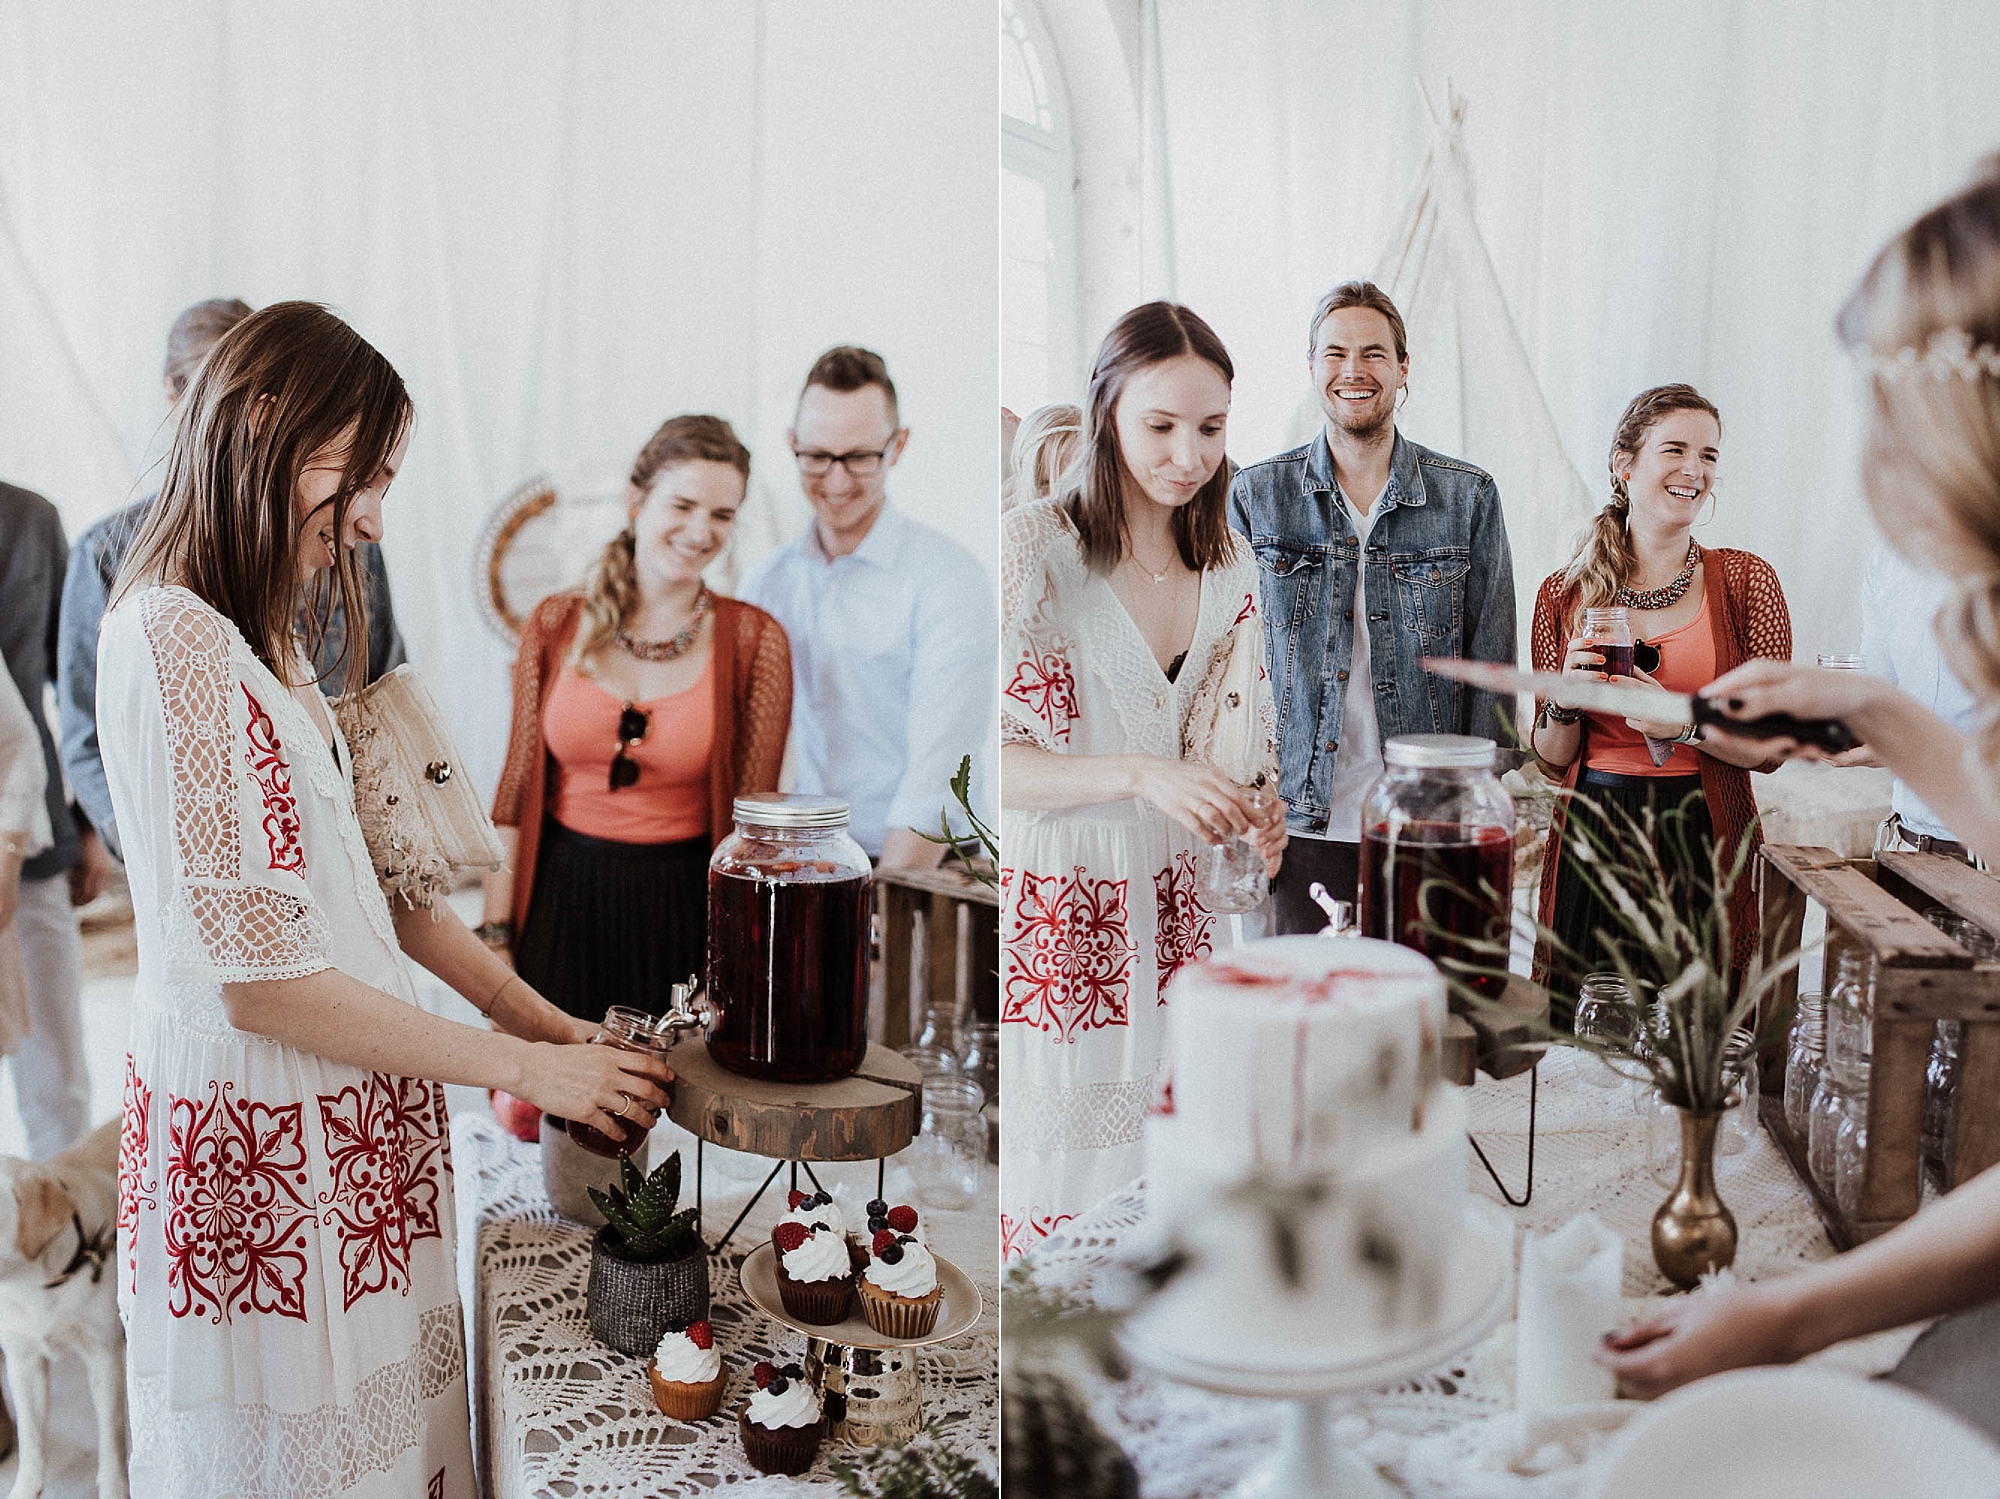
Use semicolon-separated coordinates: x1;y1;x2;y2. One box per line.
1467;1063;1539;1206
695;1136;892;1255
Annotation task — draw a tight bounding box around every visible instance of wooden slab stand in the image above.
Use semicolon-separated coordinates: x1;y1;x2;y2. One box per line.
1451;976;1548;1081
665;1040;922;1162
1757;845;2000;1243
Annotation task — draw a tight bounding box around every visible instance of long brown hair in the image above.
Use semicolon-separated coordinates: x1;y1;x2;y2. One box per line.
115;301;411;691
1560;383;1722;614
1066;301;1237;574
574;414;753;661
1840;156;2000;807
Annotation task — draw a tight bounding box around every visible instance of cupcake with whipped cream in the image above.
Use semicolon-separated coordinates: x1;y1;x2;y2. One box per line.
738;1358;823;1475
647;1319;726;1419
771;1222;854;1324
857;1214;943;1339
772;1188;848;1251
861;1198;927;1245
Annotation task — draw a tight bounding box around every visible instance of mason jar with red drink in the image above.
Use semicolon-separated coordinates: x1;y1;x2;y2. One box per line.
1358;735;1516;998
706;793;873;1084
565;1005;676;1158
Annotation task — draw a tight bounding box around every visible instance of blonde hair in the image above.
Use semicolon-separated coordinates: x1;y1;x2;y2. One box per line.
1840;155;2000;806
1560;384;1721;617
1004;402;1082;510
574;414;751;662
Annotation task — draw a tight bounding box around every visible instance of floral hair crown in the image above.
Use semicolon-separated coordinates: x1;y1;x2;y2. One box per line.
1862;326;2000;384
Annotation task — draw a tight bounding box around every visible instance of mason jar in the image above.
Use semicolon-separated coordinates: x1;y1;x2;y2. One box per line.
566;1006;674;1158
706;793;873;1083
1810;1055;1869;1197
1783;992;1826;1141
1825;950;1875;1073
1358;735;1516;998
1580;607;1636;678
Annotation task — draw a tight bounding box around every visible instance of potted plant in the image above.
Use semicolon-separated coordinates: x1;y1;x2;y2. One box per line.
585;1149;708;1354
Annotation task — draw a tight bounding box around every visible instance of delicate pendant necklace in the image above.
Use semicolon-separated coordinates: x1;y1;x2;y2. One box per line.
616;585;712;661
1616;541;1700;611
1126;543;1178;585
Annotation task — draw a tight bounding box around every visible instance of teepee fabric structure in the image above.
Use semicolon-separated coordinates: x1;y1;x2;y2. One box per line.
1293;87;1595;665
0;190;133;533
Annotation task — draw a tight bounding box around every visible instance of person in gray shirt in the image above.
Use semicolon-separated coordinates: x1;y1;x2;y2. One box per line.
57;298;406;860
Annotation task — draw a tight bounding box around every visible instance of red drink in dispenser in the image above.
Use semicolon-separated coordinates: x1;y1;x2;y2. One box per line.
705;794;873;1084
1357;736;1516;998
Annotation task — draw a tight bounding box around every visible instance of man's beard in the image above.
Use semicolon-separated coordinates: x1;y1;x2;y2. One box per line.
1323;388;1395;441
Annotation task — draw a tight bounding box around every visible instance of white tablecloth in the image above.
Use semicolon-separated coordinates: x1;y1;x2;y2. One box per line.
451;1113;997;1498
1023;1047;1925;1499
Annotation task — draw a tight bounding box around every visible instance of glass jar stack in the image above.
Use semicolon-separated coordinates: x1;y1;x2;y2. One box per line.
1810;951;1875;1204
1783;992;1826;1140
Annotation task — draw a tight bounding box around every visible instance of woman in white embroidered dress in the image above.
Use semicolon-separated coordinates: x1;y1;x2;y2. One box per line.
999;302;1286;1261
100;303;677;1499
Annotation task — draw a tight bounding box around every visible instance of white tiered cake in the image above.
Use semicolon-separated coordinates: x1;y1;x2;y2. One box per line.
1129;936;1471;1372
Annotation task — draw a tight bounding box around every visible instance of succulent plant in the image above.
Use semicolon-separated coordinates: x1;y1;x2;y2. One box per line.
587;1149;702;1263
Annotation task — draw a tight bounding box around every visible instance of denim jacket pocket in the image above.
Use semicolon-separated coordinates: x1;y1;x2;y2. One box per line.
1253;543;1323;632
1391;550;1470;644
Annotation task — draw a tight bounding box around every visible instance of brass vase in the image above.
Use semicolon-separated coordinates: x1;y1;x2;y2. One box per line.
1652;1108;1737;1289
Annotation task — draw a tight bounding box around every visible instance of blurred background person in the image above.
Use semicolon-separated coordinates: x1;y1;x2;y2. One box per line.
1004;400;1082;510
485;415;791;1024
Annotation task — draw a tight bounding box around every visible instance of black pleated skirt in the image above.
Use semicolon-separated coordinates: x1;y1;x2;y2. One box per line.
1548;770;1714;1028
513;820;710;1025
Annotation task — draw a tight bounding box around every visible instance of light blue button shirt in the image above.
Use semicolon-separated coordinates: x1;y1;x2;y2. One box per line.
1860;542;1978;841
740;503;996;858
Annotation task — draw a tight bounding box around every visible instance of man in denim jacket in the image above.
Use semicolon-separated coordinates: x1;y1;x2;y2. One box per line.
1230;281;1515;932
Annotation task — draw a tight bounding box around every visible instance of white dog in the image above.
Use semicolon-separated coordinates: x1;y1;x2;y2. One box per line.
0;1120;127;1499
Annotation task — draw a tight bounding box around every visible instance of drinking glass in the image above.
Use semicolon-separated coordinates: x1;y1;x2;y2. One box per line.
905;1076;988;1211
1199;787;1272;914
1817;653;1867;672
1574;972;1641;1090
565;1006;672;1158
900;1003;959;1081
1718;1029;1760;1157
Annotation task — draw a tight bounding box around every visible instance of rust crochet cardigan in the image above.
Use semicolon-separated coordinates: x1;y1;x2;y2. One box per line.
490;591;793;935
1530;546;1792;980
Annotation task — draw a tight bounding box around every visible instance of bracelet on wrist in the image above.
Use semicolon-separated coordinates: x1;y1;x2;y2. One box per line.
473;920;513;947
1542;701;1582;726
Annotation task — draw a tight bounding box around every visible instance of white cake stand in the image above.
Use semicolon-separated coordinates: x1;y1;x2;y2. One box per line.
1119;1200;1515;1499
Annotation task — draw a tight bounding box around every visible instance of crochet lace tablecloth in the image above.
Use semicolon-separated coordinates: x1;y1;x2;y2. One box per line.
1024;1046;1924;1499
451;1113;998;1498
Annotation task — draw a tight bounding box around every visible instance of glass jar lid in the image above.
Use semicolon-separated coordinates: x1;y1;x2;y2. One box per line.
732;792;851;829
1382;733;1496;770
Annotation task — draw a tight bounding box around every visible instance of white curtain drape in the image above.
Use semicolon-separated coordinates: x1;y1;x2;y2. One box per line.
0;0;997;797
1143;0;2000;662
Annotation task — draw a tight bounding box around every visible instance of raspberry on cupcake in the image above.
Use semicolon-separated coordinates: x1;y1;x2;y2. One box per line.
772;1222;855;1324
856;1214;943;1339
738;1359;823;1475
772;1188;847;1249
647;1319;727;1420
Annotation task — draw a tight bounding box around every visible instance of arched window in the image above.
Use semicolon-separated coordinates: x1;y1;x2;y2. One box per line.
1001;0;1080;415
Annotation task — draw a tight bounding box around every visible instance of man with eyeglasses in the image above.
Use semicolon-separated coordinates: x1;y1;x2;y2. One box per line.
740;346;994;868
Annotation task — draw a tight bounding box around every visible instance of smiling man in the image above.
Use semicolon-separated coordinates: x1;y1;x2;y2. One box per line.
739;346;994;867
1229;281;1515;932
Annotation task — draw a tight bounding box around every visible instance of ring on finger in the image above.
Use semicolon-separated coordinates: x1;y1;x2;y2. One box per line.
614;1092;631;1120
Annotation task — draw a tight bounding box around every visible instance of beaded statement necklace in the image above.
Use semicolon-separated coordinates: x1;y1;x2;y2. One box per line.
615;585;712;661
1615;541;1699;611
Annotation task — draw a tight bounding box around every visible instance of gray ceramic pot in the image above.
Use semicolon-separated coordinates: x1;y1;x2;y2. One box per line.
586;1228;711;1355
540;1116;648;1226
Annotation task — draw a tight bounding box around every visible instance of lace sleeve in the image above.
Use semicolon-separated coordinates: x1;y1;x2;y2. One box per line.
492;596;571;828
734;607;793;794
999;501;1080;753
139;592;333;984
1737;552;1794;663
1529;571;1570;720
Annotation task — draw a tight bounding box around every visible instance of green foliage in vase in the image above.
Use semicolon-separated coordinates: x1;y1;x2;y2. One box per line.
832;1424;998;1499
919;754;998;890
1424;773;1801;1112
587;1150;702;1263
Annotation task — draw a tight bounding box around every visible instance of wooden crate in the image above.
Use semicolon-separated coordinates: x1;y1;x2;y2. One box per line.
1757;844;2000;1246
874;862;999;1054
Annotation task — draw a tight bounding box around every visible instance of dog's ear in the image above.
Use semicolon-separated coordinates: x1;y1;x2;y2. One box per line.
15;1173;76;1262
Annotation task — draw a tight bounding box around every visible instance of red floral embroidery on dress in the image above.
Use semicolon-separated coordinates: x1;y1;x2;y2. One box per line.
241;686;305;875
317;1073;451;1312
1001;865;1135;1041
1232;592;1258;628
1001;1209;1076;1262
117;1055;156;1290
164;1081;313;1323
1153;850;1214;996
1004;638;1080;746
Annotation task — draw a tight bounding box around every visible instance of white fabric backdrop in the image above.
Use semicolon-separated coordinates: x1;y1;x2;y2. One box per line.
0;0;997;798
1130;0;2000;662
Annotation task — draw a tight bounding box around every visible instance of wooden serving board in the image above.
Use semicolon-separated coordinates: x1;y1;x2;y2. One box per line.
665;1039;923;1162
